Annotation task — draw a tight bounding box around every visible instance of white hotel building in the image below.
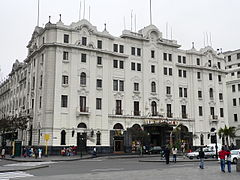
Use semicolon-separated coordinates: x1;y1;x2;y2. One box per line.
0;19;228;153
224;49;240;147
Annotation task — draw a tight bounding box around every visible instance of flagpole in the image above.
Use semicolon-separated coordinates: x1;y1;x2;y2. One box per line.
37;0;40;26
150;0;152;24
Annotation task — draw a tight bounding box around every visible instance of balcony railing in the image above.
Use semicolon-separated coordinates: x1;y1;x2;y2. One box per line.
167;113;173;118
76;107;90;116
80;107;89;113
115;109;123;115
133;111;141;116
209;115;218;122
182;114;188;119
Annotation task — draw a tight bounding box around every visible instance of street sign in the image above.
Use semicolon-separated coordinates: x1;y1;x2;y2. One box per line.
44;134;50;141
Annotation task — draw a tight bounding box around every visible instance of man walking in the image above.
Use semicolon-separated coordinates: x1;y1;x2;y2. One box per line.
218;147;230;173
199;147;205;169
164;146;170;164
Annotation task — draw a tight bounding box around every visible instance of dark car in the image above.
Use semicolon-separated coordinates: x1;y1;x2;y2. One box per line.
149;146;163;154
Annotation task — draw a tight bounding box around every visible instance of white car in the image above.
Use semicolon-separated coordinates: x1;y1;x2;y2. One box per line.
231;149;240;164
187;148;216;159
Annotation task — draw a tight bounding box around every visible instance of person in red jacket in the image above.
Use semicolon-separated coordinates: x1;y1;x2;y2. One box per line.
218;147;230;172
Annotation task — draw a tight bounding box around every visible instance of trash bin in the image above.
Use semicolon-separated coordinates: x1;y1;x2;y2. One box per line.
237;158;240;172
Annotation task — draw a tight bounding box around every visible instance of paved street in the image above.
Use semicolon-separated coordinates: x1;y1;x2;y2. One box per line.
1;157;239;180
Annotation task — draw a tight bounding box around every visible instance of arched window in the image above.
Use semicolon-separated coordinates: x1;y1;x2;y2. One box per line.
151;81;156;93
151;101;157;116
209;88;213;99
61;130;66;145
80;72;86;85
77;122;87;129
113;123;124;130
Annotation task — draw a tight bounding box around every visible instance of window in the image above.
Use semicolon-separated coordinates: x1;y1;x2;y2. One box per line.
167;104;172;118
96;98;102;110
209;73;212;80
131;47;135;55
151;82;156;93
40;75;43;87
231;72;235;76
163;53;167;60
64;34;69;43
219;93;223;101
228;55;231;62
178;70;182;77
119;45;124;53
233;98;237;106
220;108;224;117
61;95;68;107
198;90;202;99
137;48;141;56
137;63;141;71
217;62;221;69
152;101;157;116
166;86;171;95
182;105;187;118
197;72;201;79
151;50;155;58
184;88;187;97
209;88;213;99
96;131;101;145
80;72;86;85
238;84;240;91
237;53;240;59
41;54;44;64
62;75;68;85
164;67;168;75
169;68;172;76
168;54;172;61
182;56;186;64
232;85;236;92
151;65;155;73
218;75;222;82
32;76;35;90
178;56;181;63
119;61;124;69
134;101;140;116
208;60;212;67
113;80;118;91
113;60;118;68
199;106;203;116
97;56;102;65
238;71;240;78
116;100;122;115
61;130;66;145
119;80;124;91
234;114;238;122
63;51;69;60
196;58;200;65
179;87;183;97
113;44;118;52
82;37;87;46
96;79;102;88
183;70;187;78
39;96;42;109
210;107;215;116
80;96;86;112
134;83;139;91
131;62;135;70
81;53;87;62
97;40;102;49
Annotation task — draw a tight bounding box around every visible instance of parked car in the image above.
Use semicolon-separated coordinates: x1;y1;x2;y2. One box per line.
149;146;163;154
230;149;240;164
187;148;216;159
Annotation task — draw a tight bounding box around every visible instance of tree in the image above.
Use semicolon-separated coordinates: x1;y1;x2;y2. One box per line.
127;127;150;147
218;125;236;146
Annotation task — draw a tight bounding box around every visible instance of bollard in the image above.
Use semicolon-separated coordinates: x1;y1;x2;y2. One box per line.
236;158;240;172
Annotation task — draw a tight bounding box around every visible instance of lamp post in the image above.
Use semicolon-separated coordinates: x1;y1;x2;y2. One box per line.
214;132;218;159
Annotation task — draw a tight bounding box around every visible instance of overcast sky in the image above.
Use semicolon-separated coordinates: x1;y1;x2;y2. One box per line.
0;0;239;79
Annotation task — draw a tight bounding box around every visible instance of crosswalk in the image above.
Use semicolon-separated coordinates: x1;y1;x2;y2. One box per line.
0;171;33;180
4;161;56;167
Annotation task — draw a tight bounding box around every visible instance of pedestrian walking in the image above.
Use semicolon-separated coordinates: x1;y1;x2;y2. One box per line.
199;147;205;169
218;147;230;173
226;150;231;173
38;148;42;159
92;147;97;158
1;148;5;159
164;146;170;164
172;146;177;163
23;147;27;158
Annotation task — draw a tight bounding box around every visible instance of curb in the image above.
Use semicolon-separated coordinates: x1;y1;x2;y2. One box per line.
139;159;218;163
4;158;43;162
0;165;49;173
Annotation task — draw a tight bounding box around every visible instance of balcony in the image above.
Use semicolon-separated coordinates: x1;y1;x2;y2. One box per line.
209;115;218;123
182;114;188;119
133;111;141;116
167;113;173;118
115;109;123;115
76;107;90;116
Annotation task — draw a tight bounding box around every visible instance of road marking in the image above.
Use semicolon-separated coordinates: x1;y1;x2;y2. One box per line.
4;161;56;167
80;159;103;162
91;168;124;172
170;163;195;167
0;171;33;180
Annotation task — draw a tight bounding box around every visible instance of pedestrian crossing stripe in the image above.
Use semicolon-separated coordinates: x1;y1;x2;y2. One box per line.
0;171;34;180
4;161;56;167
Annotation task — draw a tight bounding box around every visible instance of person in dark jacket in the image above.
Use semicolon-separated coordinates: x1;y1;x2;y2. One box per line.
199;147;205;169
164;146;170;164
